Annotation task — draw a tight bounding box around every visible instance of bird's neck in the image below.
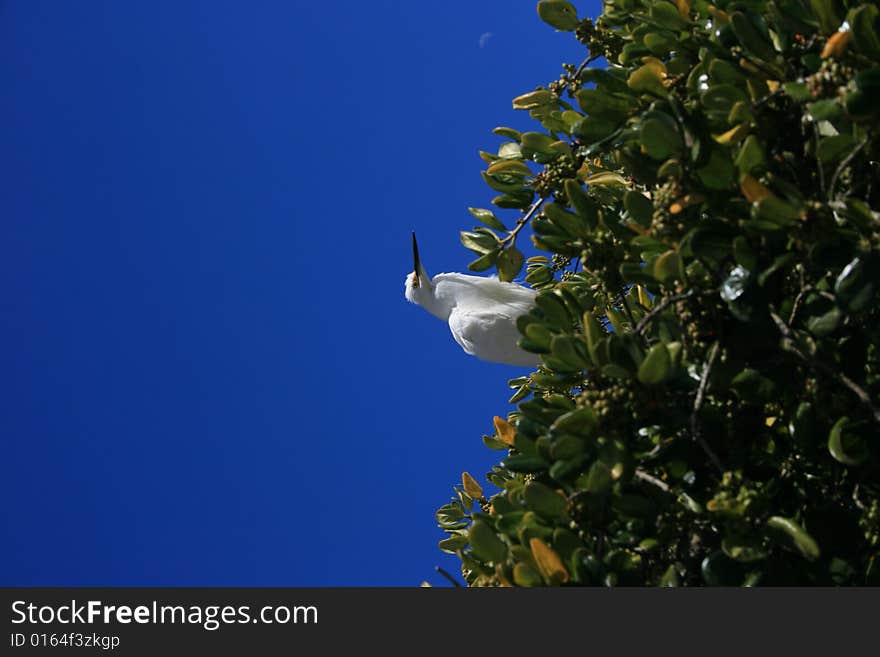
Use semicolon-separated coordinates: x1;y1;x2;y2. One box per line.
411;278;456;321
418;287;454;321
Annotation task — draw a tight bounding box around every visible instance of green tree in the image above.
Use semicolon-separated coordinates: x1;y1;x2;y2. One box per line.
436;0;880;586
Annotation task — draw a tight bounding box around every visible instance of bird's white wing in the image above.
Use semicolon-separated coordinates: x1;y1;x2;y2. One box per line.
448;306;539;367
432;273;536;316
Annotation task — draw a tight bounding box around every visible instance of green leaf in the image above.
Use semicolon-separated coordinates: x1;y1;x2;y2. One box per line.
508;384;531;405
845;68;880;115
611;494;656;519
817;134;857;163
551;335;591;369
620;42;651;65
525;264;555;287
513;562;543;587
807;99;842;123
498;247;525;282
575;88;636;118
536;291;572;328
652;250;682;283
482;434;510;450
544;202;586;238
735;135;766;175
524;323;553;350
782;81;812;101
469;521;508;563
709;59;743;84
493;189;535;209
754;197;802;226
722;534;768;563
811;0;841;35
701;84;749;113
696;148;736;190
468;207;507;231
649;1;688;29
806;305;842;337
624;190;654;227
601;363;632;379
766;516;821;561
827;417;869;466
537;0;579;31
550;407;598;436
628;62;667;96
835;256;877;313
520;131;556;154
550;434;584;461
481;171;524;193
789;401;815;452
524;481;568;519
585;461;613;494
460;230;498;254
493;126;522;141
637;342;672;385
501;454;549;473
487;158;532;177
757;252;794;286
849;4;880;61
620;262;654;285
659;565;680;587
438;535;469;553
584;171;627;186
731;368;776;403
730;10;777;62
512;89;555;110
701;550;745;585
572;115;621;145
467;251;498;272
640;117;682;159
688;225;734;261
564;179;599;229
644;31;676;56
436;503;465;526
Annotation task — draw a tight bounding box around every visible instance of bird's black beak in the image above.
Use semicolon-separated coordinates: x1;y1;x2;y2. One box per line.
412;231;422;288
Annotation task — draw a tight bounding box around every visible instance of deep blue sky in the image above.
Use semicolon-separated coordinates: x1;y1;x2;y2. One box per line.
1;1;598;585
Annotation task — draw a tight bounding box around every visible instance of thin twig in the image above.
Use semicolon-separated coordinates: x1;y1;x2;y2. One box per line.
435;566;462;587
634;468;670;493
769;309;880;425
827;137;869;202
501;196;545;249
573;54;600;81
811;121;825;197
619;293;639;332
788;284;835;326
752;89;783;112
691;341;725;473
789;267;807;325
634;289;696;335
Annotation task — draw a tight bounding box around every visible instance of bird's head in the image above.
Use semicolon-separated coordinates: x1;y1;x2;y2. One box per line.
405;232;434;305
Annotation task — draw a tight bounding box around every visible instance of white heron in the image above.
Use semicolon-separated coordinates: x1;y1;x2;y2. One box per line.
405;233;540;367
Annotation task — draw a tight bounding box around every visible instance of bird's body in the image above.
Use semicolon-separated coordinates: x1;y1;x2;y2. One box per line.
405;235;540;367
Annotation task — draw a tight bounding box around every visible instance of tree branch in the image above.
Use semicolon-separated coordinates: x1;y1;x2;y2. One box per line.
691;341;725;473
500;196;545;249
811;120;826;198
434;566;462;587
573;54;600;81
635;289;696;336
634;468;670;493
827;137;869;202
769;309;880;424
